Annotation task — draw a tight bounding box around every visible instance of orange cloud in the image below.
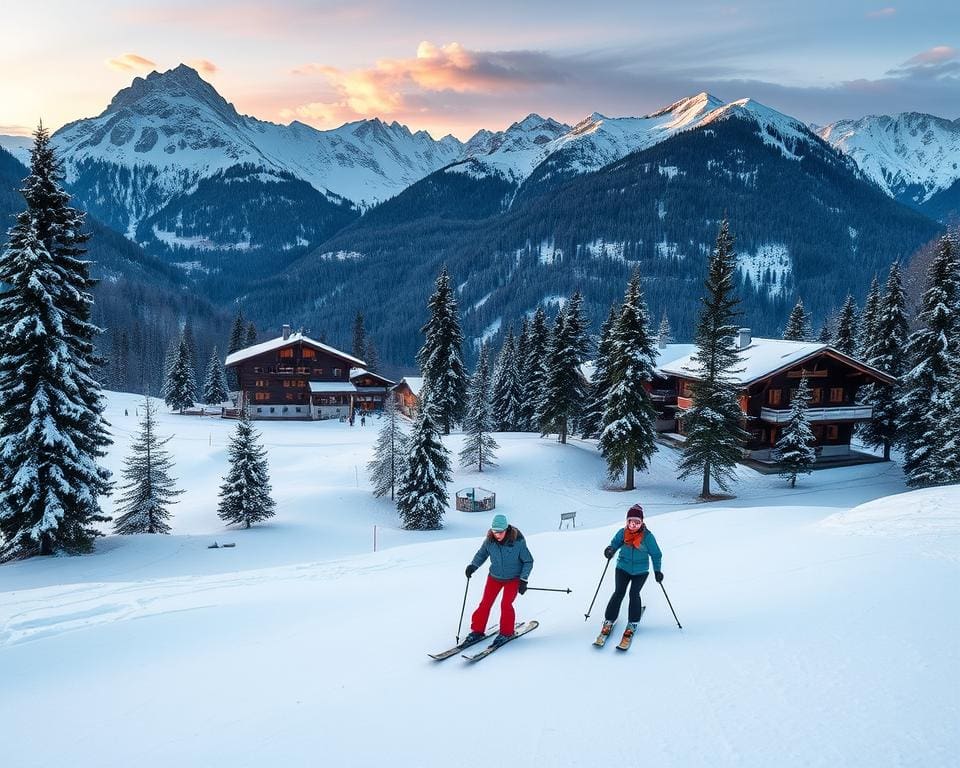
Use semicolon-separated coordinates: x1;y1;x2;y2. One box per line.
903;46;957;66
866;7;896;18
106;53;157;72
284;41;551;127
189;58;219;76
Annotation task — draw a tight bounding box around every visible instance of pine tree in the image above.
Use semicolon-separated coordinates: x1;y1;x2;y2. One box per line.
245;322;257;347
817;319;833;343
677;219;749;498
518;308;549;431
657;309;673;347
218;411;276;529
364;338;381;372
598;271;659;490
581;303;619;439
783;297;811;341
113;397;183;534
460;343;499;470
164;334;197;413
861;263;909;460
490;327;520;431
181;320;198;399
773;375;817;488
228;311;247;354
203;346;229;405
859;276;882;359
0;124;113;560
833;295;858;356
368;394;408;500
396;394;452;530
416;266;467;434
898;237;960;486
352;311;367;362
109;330;130;393
540;291;590;443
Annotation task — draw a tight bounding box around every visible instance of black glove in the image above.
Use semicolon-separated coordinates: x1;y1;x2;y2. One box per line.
604;546;615;560
465;564;477;578
518;580;528;595
655;571;664;583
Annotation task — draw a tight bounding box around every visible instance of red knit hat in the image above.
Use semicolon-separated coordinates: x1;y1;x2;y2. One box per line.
626;504;644;520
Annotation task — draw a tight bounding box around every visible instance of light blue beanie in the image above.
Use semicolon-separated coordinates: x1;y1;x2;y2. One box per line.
490;513;509;532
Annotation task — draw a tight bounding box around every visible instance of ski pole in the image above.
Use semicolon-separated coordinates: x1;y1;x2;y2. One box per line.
524;586;572;594
456;576;471;644
584;558;612;621
659;582;682;629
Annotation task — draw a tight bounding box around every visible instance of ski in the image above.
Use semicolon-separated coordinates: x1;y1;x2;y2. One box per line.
462;620;539;662
593;621;616;648
428;623;520;661
616;607;645;651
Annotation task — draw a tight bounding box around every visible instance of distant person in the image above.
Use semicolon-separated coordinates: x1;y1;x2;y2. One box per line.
463;513;534;647
361;413;366;426
597;504;663;645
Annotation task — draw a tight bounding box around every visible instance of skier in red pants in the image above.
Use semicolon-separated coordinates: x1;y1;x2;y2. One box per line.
464;513;534;647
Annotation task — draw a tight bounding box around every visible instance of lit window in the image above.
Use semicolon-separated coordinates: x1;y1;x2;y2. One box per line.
302;348;316;359
279;349;294;359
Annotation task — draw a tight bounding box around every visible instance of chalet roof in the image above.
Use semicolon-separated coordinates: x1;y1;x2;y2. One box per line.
580;344;695;384
658;338;896;386
225;332;366;368
350;368;396;386
394;376;424;396
308;381;358;394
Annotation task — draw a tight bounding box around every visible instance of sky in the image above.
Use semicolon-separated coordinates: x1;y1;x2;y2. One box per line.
1;1;958;140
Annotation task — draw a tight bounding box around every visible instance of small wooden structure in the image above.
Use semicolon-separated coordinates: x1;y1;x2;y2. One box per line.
456;487;496;513
558;511;577;529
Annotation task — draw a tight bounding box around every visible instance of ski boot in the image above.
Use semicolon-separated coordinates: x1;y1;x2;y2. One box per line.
463;631;485;646
593;620;615;647
616;622;639;651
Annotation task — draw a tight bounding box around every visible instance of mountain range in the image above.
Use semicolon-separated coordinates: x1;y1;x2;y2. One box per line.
0;65;953;372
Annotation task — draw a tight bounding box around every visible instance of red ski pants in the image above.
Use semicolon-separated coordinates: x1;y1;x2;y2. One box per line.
471;575;520;636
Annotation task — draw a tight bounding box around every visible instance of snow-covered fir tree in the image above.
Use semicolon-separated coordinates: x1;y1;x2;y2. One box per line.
898;236;960;487
490;327;520;431
817;319;833;343
164;333;197;413
0;125;112;560
364;338;381;373
783;297;812;341
657;309;673;347
858;275;882;359
203;346;229;405
860;262;909;460
368;394;408;500
598;271;659;490
518;307;549;431
218;411;276;529
228;311;247;354
113;397;183;534
772;374;817;488
581;303;619;439
396;392;452;530
833;295;858;356
245;322;257;347
460;343;498;470
540;291;590;443
677;219;749;498
181;320;199;399
416;267;467;434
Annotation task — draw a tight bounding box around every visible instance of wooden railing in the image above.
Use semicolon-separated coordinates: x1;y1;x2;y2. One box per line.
760;405;873;423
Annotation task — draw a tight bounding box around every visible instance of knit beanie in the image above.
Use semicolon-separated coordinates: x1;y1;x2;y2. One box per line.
490;513;509;532
626;504;644;521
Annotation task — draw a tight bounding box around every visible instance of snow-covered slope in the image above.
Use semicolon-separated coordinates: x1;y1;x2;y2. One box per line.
451;113;570;182
817;113;960;206
0;391;956;767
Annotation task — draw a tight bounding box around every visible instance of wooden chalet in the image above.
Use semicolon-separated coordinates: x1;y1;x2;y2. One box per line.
392;376;424;417
656;329;897;462
224;325;393;420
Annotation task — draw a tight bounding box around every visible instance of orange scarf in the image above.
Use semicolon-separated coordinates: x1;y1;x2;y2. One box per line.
624;524;645;548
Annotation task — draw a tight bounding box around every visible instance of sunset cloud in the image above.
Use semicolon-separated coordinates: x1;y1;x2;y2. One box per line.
866;7;896;18
188;58;219;76
902;45;958;66
106;53;156;73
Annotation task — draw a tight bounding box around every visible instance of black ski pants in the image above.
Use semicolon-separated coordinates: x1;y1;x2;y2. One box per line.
604;568;648;623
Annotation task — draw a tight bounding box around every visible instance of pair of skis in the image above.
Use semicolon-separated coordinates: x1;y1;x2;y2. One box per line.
428;621;539;663
593;606;645;651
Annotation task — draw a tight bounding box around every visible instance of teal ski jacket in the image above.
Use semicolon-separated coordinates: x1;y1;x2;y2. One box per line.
609;527;662;576
470;527;534;581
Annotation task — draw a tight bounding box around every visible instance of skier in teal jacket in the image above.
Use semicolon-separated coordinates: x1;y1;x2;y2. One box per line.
597;503;663;644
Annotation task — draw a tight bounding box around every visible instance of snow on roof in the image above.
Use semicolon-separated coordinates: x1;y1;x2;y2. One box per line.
580;344;695;384
395;376;424;396
225;332;366;368
350;368;396;385
658;338;891;385
308;381;358;394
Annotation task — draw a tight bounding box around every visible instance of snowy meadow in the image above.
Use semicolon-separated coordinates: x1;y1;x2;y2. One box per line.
1;391;957;767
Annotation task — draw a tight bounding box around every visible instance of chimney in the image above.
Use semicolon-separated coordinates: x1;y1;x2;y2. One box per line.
282;324;291;341
737;328;752;349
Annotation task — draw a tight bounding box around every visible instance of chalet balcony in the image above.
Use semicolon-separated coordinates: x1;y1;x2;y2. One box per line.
760;405;873;424
650;388;675;402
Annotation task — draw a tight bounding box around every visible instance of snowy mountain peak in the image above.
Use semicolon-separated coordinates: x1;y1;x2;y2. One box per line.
647;92;725;120
817;111;960;203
